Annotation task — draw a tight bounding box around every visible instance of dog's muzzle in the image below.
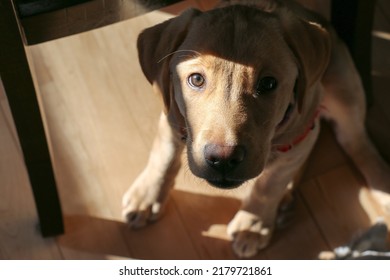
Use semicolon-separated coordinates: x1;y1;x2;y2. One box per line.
203;144;246;189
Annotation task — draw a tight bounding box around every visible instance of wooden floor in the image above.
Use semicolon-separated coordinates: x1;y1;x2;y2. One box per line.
1;0;390;259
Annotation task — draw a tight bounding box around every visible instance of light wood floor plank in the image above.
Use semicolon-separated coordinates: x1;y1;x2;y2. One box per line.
0;88;62;260
57;215;133;260
171;190;241;260
121;196;200;259
300;165;381;249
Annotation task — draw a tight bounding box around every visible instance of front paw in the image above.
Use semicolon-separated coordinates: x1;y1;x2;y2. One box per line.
227;210;274;258
122;172;166;229
368;188;390;217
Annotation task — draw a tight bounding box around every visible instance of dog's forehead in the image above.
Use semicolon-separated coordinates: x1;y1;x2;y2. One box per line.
180;6;291;67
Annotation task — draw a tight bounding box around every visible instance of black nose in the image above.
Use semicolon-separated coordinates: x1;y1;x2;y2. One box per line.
204;144;246;173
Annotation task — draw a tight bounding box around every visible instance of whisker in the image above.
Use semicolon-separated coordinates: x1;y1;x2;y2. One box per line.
157;49;201;63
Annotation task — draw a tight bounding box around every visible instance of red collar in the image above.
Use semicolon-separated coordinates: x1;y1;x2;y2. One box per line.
274;106;324;153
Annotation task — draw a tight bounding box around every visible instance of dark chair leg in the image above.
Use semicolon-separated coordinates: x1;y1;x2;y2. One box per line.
331;0;377;106
0;0;63;237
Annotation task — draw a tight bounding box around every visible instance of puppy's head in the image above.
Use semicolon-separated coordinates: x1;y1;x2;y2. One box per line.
137;4;330;189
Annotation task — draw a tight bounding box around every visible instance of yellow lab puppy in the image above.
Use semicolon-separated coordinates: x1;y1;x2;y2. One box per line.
123;0;390;258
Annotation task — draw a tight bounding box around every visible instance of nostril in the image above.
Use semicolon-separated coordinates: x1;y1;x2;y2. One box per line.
204;144;246;171
229;146;245;167
206;155;220;166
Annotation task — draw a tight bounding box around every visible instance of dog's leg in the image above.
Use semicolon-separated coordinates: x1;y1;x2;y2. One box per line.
122;112;184;228
322;39;390;218
227;126;319;258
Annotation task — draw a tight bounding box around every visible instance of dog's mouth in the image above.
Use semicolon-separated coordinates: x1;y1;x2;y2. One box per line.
206;178;245;189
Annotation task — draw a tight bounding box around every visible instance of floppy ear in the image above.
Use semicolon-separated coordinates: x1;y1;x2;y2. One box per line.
278;8;331;112
137;8;201;116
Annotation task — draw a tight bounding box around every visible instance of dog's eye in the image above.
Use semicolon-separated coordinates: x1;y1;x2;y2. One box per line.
188;73;205;89
256;76;278;94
